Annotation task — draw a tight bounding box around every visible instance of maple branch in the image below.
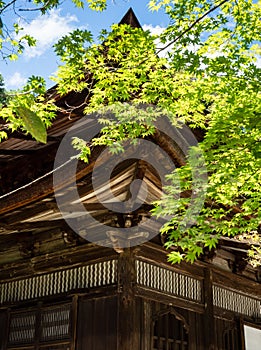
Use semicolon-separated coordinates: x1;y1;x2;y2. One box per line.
156;0;229;54
0;0;16;14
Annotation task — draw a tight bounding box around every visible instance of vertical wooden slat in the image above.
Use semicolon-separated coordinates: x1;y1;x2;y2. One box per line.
76;297;117;350
117;248;139;350
240;318;246;350
157;317;161;350
166;313;169;350
142;300;151;350
105;297;116;350
93;298;106;350
203;269;215;350
188;312;196;350
75;299;91;350
0;310;8;350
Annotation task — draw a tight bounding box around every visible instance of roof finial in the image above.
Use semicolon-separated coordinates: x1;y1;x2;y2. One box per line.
119;8;142;28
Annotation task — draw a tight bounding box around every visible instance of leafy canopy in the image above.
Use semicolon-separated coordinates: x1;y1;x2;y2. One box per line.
0;0;260;265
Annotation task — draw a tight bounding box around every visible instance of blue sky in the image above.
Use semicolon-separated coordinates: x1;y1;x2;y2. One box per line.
0;0;169;90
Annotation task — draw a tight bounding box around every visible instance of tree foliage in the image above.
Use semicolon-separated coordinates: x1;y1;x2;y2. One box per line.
0;0;260;265
0;73;6;105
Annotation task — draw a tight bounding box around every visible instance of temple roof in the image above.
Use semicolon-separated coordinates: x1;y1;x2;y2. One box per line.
0;9;260;284
119;8;142;28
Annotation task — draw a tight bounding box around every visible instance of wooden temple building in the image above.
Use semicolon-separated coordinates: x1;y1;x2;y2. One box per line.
0;9;260;350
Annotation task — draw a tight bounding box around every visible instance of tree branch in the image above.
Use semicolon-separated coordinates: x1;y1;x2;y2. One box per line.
19;0;53;12
156;0;229;55
0;0;16;14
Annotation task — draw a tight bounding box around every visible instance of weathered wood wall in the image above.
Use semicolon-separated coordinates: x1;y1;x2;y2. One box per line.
75;296;239;350
0;294;251;350
76;296;118;350
214;317;241;350
0;311;7;350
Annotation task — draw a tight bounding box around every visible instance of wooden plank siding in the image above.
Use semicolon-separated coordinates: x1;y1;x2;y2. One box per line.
76;296;207;350
0;311;8;350
214;317;241;350
76;296;118;350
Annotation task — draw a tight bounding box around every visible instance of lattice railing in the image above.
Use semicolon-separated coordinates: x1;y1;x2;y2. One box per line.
213;285;261;317
2;257;261;320
136;260;202;303
0;259;117;304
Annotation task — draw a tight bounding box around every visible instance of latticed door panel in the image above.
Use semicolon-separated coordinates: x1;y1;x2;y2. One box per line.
7;303;72;349
8;311;36;347
152;311;189;350
40;304;71;342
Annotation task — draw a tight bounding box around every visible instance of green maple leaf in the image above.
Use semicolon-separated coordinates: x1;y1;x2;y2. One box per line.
16;106;47;143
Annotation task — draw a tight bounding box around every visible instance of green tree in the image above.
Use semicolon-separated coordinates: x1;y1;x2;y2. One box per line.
0;0;260;265
0;73;6;106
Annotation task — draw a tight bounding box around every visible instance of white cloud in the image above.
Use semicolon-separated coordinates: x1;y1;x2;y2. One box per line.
18;9;79;59
143;24;165;36
7;72;27;89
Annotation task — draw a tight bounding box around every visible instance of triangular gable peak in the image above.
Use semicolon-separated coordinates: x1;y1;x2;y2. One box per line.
119;8;142;28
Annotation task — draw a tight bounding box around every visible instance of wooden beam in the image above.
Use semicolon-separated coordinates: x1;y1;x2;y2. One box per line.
136;287;205;314
0;243;117;281
0;219;66;231
0;147;103;215
203;268;215;350
212;269;261;298
0;201;58;225
117;248;139;349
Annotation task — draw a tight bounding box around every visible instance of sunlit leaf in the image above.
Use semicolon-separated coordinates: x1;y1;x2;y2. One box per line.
16;106;47;143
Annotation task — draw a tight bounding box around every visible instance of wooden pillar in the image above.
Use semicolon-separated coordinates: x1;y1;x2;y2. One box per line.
0;309;9;350
117;248;139;350
141;300;151;350
72;295;78;350
203;268;215;350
